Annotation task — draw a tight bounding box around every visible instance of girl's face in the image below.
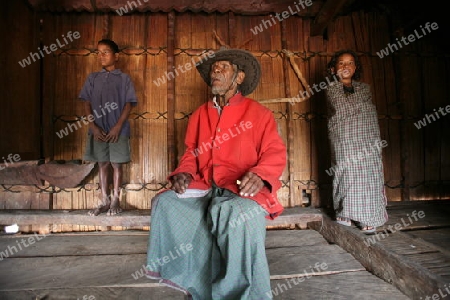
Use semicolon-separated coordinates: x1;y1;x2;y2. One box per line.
333;53;356;80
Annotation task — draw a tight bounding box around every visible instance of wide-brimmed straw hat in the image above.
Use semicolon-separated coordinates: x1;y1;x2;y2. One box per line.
196;47;261;96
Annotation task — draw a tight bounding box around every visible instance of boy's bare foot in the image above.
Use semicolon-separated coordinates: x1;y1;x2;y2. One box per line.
88;204;110;216
107;195;123;216
88;195;111;216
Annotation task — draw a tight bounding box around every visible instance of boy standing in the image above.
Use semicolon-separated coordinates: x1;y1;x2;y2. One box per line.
79;39;138;216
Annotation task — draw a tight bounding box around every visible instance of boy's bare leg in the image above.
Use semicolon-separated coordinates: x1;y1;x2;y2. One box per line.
108;162;123;216
88;162;111;216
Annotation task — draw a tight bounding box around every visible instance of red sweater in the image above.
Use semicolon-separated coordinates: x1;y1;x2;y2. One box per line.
170;93;287;219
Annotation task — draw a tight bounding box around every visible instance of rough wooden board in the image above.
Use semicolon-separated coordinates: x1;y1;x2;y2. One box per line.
0;286;186;300
267;245;365;277
4;200;448;232
273;206;323;227
309;215;448;300
367;231;441;255
265;229;329;249
0;161;95;187
28;0;324;14
0;207;322;229
0;272;410;300
402;252;450;274
0;230;329;258
37;162;96;188
268;271;410;300
380;203;450;231
0;209;153;228
376;231;450;280
0;228;413;299
0;254;150;290
386;200;450;208
0;230;334;290
0;163;43;185
0;230;363;289
0;234;149;257
405;228;450;252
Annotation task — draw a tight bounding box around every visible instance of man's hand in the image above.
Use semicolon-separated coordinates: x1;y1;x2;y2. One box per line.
238;172;264;197
170;172;193;194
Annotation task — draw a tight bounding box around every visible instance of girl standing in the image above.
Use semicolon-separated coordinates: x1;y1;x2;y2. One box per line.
325;49;388;233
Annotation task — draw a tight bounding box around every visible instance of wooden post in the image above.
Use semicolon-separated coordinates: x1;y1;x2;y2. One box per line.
228;11;236;47
280;21;295;208
167;11;176;172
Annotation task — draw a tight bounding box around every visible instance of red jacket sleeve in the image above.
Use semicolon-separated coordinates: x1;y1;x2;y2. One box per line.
248;108;286;193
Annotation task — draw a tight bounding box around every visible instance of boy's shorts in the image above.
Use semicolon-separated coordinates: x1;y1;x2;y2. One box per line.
83;134;131;163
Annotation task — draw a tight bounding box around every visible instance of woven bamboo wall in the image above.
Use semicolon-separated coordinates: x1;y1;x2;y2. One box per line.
2;3;450;231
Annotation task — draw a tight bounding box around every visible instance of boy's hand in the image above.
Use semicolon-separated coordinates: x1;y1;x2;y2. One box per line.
237;172;264;197
105;125;121;143
170;173;193;194
91;125;107;142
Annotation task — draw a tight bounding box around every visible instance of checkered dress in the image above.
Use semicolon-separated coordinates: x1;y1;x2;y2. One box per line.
325;81;388;227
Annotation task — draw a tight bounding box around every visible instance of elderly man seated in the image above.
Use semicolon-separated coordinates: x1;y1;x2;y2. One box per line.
145;47;287;299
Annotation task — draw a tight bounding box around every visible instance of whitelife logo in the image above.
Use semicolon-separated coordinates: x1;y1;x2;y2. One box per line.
376;22;438;58
250;0;313;35
191;121;253;157
131;243;193;280
18;31;81;68
413;104;450;129
55;102;119;139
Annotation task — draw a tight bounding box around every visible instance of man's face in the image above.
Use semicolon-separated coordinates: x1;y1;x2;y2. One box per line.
96;44;118;70
210;60;240;95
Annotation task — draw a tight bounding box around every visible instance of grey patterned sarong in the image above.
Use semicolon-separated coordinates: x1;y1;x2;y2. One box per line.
146;187;272;299
326;81;388;227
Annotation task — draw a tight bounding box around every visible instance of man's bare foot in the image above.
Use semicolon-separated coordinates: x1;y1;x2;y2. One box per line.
88;195;111;216
107;195;123;216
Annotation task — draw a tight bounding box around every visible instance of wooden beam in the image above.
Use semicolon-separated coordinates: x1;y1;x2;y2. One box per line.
310;0;351;36
280;21;295;208
308;214;449;300
27;0;323;14
0;207;322;231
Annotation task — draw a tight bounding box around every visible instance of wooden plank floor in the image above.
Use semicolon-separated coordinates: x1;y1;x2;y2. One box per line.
1;200;449;299
0;230;409;300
